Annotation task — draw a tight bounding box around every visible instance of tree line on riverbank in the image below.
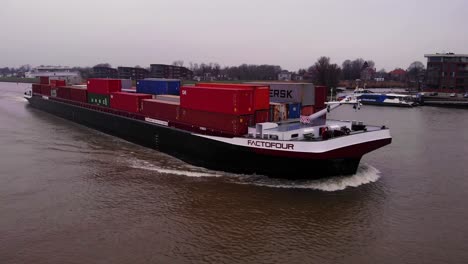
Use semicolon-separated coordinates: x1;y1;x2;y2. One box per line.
1;57;426;89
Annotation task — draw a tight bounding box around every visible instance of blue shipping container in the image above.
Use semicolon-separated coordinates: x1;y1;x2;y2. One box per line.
136;80;167;95
167;81;181;95
136;79;181;95
287;103;301;119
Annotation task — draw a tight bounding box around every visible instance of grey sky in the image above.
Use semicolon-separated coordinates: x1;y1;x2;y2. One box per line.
1;0;467;71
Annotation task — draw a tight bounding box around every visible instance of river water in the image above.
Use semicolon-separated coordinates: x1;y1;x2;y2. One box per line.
1;82;467;264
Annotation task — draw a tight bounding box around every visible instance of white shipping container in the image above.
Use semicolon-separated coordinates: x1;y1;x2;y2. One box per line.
248;82;315;105
120;79;133;89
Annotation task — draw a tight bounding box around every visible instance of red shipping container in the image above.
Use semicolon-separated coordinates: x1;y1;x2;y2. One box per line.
254;109;269;124
110;92;152;113
87;78;122;95
141;99;180;122
180;86;253;115
195;83;270;110
56;86;71;100
315;86;327;109
40;85;52;96
39;76;49;85
32;84;42;94
179;107;251;136
50;79;66;87
70;87;88;103
301;105;314;116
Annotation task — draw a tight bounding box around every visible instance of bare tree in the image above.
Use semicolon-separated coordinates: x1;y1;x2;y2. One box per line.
172;60;184;67
94;63;112;68
407;61;425;85
310;56;341;90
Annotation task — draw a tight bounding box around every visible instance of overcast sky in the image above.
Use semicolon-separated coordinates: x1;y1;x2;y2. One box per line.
1;0;467;71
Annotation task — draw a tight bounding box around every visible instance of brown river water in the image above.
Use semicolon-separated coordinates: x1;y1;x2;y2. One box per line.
1;82;467;263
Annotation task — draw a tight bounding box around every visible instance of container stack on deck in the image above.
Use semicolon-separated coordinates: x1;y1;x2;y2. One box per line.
32;76;328;138
194;83;270;125
245;82;318;122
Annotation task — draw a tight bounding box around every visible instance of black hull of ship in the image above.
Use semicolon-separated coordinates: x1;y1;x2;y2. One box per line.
27;96;363;179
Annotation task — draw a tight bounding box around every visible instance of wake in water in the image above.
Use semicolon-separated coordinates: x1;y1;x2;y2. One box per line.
235;164;381;191
128;159;226;178
127;156;381;192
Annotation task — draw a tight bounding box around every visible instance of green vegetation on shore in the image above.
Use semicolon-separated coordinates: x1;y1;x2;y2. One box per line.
0;77;38;83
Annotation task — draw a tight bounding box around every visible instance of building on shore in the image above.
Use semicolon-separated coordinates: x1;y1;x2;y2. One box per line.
26;66;82;84
149;64;193;79
92;66;118;78
425;53;468;93
117;67;149;80
277;70;292;81
389;68;407;82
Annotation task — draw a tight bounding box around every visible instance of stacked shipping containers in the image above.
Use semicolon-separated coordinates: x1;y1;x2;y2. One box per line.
70;87;87;103
247;82;323;122
56;86;71;100
194;83;270;124
180;86;254;115
50;79;66;87
39;76;50;85
32;84;42;94
175;84;269;136
141;99;180;123
87;78;122;107
40;84;53;96
110;92;152;113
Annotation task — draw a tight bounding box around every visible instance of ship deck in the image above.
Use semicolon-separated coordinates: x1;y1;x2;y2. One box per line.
246;119;386;142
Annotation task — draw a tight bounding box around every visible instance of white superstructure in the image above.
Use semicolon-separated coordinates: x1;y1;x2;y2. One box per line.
26;66;82;84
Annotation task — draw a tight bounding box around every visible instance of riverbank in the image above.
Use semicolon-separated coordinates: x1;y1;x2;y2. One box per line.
339;80;407;89
0;77;38;83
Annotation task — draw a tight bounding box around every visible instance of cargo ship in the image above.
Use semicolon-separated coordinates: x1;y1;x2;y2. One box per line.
24;77;392;179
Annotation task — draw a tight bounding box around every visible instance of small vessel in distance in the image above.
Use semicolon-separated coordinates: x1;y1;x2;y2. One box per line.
25;78;392;179
340;86;418;107
358;93;418;107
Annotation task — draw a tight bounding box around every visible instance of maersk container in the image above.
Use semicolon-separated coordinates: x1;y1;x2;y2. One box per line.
269;102;287;122
87;78;122;95
155;94;180;103
179;108;251;136
248;82;315;106
32;84;42;94
195;83;270;110
287;103;301;119
110;92;152;113
180;86;254;115
88;93;110;107
69;87;88;103
141;99;180;122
